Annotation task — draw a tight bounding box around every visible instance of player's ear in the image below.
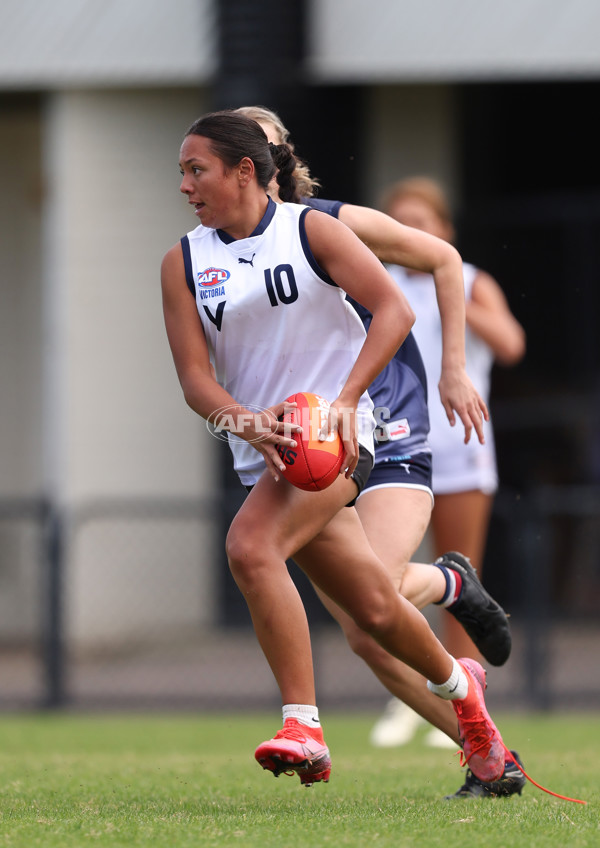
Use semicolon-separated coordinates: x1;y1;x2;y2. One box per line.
238;156;254;187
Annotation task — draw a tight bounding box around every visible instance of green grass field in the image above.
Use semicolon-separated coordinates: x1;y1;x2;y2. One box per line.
0;712;597;847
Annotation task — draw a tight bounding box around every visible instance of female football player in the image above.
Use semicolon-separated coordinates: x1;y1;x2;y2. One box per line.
161;110;506;789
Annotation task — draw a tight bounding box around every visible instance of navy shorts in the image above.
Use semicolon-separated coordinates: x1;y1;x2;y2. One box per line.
359;450;433;501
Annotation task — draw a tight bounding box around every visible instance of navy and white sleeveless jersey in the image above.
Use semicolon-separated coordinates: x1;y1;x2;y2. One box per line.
388;262;498;495
304;198;432;478
181;197;375;486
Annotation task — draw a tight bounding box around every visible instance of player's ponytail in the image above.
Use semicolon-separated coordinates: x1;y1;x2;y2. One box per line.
268;142;301;202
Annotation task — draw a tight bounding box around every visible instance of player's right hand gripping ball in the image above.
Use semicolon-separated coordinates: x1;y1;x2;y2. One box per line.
278;392;344;491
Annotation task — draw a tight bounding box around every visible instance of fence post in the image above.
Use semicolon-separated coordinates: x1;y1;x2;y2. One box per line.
519;499;553;710
42;502;65;708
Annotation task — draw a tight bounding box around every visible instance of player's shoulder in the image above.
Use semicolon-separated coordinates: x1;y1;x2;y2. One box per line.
162;224;209;270
302;197;345;219
276;199;342;234
162;240;183;268
302;203;352;244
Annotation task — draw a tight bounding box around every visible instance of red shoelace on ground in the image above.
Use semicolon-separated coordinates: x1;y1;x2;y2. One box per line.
456;744;586;804
503;747;586;805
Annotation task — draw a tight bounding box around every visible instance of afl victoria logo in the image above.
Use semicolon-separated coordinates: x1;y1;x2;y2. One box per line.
207;403;277;444
197;267;230;287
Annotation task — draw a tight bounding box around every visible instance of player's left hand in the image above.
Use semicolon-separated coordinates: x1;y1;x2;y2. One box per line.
438;366;489;444
246;399;302;482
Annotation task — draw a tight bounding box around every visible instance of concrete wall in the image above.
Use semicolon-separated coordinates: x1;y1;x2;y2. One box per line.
308;0;600;82
44;88;217;646
0;0;213;88
41;88;212;505
0;89;221;646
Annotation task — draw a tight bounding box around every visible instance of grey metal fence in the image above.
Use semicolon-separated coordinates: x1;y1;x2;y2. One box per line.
1;489;599;713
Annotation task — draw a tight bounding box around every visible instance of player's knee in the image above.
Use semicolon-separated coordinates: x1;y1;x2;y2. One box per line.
350;591;397;638
225;524;260;585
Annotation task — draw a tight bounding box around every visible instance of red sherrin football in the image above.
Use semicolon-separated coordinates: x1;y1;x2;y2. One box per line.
278;392;345;491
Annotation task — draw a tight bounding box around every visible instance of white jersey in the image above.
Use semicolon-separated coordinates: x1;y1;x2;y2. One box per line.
387;262;498;495
182;198;375;485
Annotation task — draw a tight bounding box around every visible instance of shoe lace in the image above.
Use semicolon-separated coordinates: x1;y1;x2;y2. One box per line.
273;720;309;743
454;744;586;805
502;746;587;805
454;735;586;804
455;705;494;762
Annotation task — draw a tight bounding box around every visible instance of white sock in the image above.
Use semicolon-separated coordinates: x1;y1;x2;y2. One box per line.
426;658;469;701
282;703;321;728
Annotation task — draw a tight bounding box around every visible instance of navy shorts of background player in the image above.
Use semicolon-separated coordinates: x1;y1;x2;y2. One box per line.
304;197;433;495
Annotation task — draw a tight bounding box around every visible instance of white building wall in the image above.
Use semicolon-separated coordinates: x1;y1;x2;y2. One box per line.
42;89;212;505
40;89;218;646
308;0;600;82
0;0;214;88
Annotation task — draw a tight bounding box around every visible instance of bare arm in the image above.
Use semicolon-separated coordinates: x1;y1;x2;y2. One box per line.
338;203;489;444
160;244;300;481
467;270;526;366
304;210;415;469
